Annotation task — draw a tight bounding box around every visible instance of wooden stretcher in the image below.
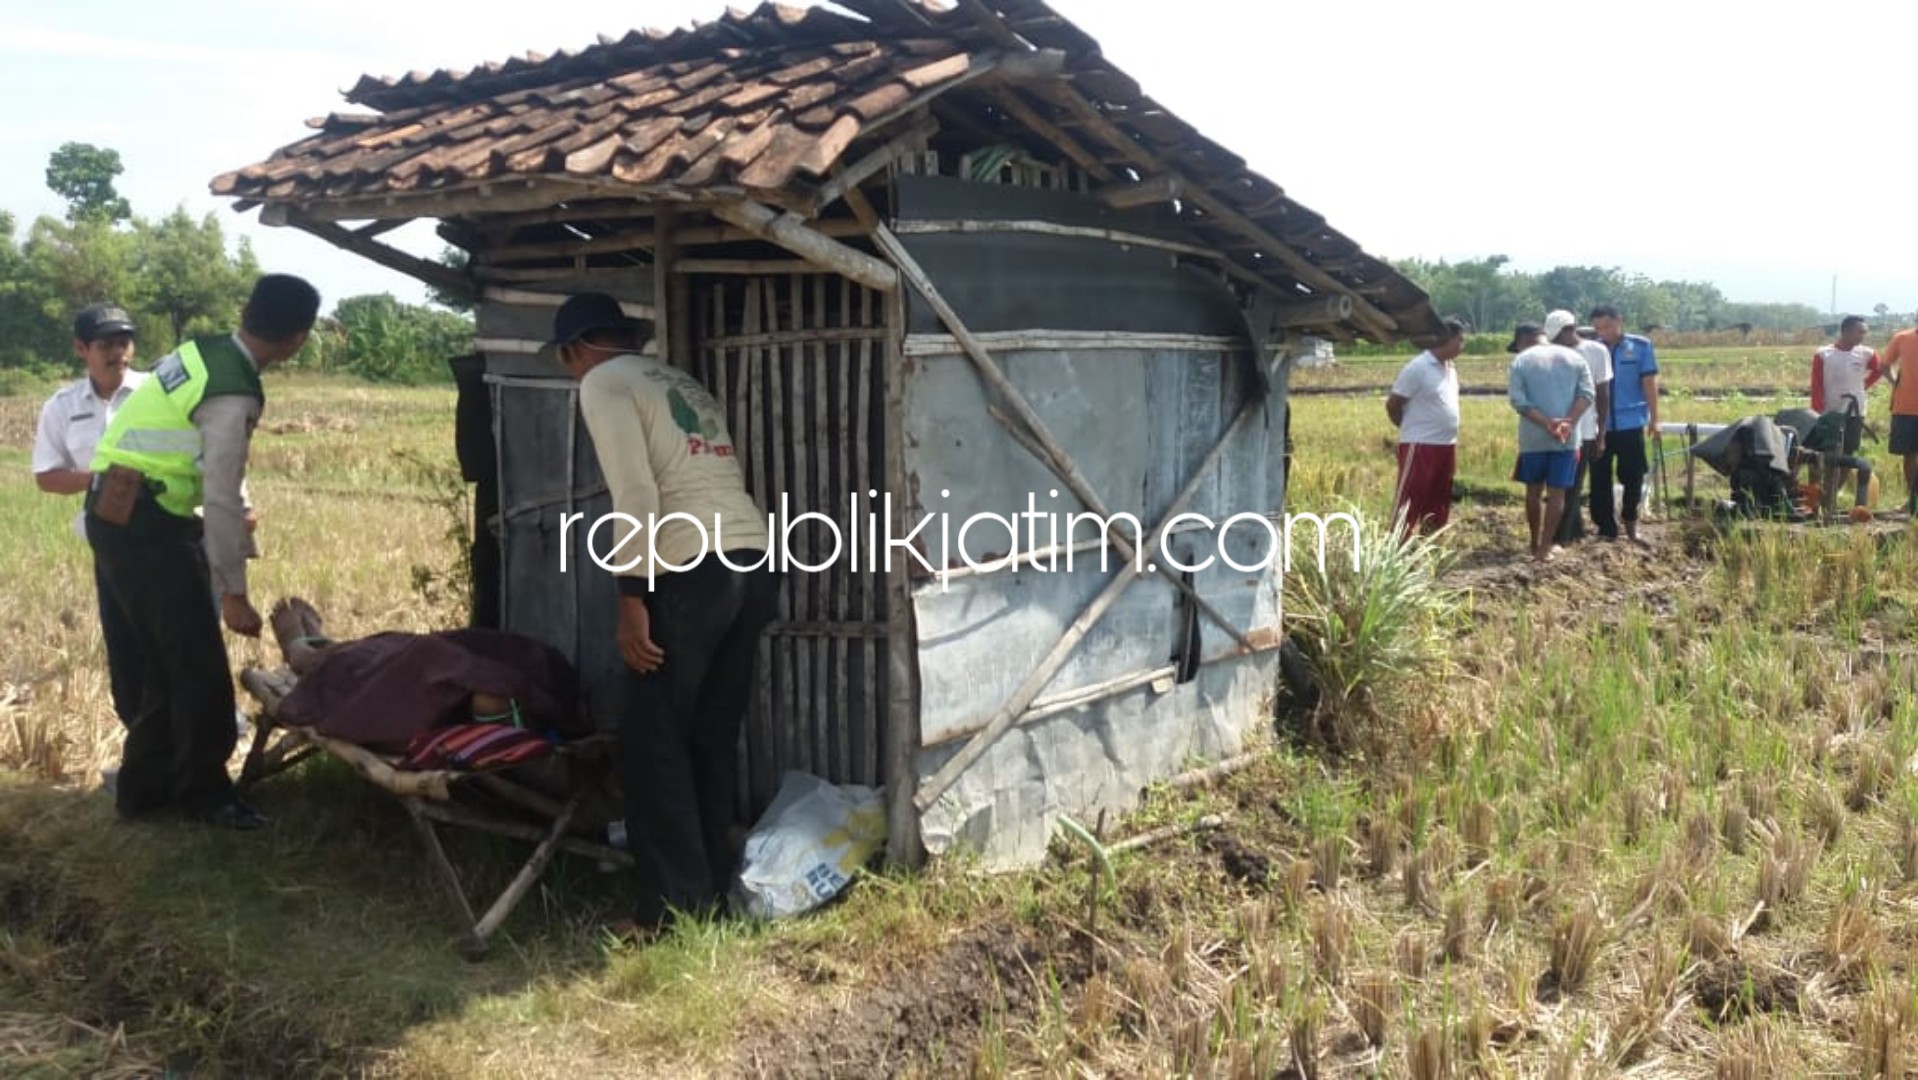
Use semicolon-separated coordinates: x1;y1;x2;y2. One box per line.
237;666;631;959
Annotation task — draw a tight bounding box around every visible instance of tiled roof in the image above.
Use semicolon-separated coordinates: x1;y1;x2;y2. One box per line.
213;5;992;206
211;0;1443;344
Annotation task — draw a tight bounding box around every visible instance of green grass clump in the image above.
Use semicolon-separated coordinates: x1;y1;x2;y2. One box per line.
1281;501;1462;758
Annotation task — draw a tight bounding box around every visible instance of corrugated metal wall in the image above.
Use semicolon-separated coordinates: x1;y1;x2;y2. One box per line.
889;174;1289;868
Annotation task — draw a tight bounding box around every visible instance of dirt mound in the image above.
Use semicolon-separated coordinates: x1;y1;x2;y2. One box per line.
733;924;1054;1078
1694;957;1801;1021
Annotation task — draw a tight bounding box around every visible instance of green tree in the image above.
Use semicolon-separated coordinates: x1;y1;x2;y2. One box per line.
133;206;261;348
45;142;132;225
0;212;60;371
330;293;474;384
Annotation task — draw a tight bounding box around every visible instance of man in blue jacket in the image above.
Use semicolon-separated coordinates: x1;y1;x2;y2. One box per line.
1587;304;1661;545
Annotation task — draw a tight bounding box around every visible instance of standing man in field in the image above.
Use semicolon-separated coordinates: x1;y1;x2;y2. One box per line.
1551;314;1612;545
546;292;779;939
1884;320;1918;513
1507;318;1594;563
85;273;321;831
1810;315;1883;421
32;304;149;732
1586;304;1660;545
1385;315;1468;535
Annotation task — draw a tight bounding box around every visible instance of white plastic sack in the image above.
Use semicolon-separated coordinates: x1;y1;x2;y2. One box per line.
733;770;886;920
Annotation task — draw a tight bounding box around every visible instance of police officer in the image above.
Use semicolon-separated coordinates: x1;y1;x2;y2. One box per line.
86;274;320;830
32;304;148;732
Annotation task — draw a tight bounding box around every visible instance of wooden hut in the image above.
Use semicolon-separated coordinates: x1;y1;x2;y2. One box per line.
212;0;1445;870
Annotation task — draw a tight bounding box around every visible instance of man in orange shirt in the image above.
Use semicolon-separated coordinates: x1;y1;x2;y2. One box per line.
1886;324;1918;514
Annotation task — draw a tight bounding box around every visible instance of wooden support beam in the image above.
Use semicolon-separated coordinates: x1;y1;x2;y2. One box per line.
1270;294;1355;329
982;84;1113;183
670;217;869;246
258;176;688;225
466;787;584;948
469;200;657;239
891;218;1214;259
672;258;818;275
803;113;939;216
712;200;898;292
840;180;883;234
473;264;638;284
352;219;406;239
667;225;693;371
1097;174;1182;209
478;286;656;318
996;48;1068;83
478;226;654;265
282;213;478;302
881;281;923;869
653;208;686;371
1034;85;1400;339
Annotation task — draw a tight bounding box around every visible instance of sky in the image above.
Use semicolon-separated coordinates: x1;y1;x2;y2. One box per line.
3;0;1912;318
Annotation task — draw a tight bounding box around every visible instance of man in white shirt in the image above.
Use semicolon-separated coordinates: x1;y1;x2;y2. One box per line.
547;292;779;939
1810;315;1882;423
1385;316;1467;534
31;304;149;728
1553;315;1613;544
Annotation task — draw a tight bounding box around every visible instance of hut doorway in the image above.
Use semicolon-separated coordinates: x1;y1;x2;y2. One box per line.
692;271;891;816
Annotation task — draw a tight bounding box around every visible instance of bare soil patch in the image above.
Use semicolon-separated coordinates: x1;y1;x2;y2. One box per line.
734;923;1057;1078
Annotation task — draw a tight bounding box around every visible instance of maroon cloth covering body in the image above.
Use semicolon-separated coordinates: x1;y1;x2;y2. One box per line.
275;629;586;753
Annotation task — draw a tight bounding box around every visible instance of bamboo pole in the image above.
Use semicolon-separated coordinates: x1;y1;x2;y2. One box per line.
467;788;584;947
286;215;477;300
411;798;632;865
889;218;1215;259
404;799;480;938
852;283;875;785
712;200;899;293
882;280;924;866
805;113;940;215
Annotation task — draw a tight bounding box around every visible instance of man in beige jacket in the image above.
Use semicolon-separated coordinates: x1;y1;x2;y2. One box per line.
548;292;778;938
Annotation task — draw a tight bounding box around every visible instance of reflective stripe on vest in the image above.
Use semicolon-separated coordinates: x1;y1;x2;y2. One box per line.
91;340;213;518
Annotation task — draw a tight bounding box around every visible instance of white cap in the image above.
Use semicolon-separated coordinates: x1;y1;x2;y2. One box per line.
1543;309;1579;341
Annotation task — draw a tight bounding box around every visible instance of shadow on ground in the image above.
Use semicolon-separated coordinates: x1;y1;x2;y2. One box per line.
0;760;629;1077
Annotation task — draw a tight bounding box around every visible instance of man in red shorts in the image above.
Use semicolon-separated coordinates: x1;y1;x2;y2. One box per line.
1386;316;1468;534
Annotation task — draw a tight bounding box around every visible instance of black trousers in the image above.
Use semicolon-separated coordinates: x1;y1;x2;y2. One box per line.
85;491;239;817
1589;428;1650;537
619;554;781;924
1555;438;1598;543
93;554;148;727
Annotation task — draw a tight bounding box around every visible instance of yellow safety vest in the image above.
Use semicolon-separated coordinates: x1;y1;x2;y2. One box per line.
91;340;220;518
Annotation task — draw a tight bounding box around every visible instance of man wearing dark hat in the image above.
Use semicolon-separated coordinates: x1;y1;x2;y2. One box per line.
546;292;777;938
32;303;149;730
86;273;321;831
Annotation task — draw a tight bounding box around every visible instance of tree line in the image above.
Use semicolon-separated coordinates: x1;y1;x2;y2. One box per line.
0;143;472;386
1388;255;1903;339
